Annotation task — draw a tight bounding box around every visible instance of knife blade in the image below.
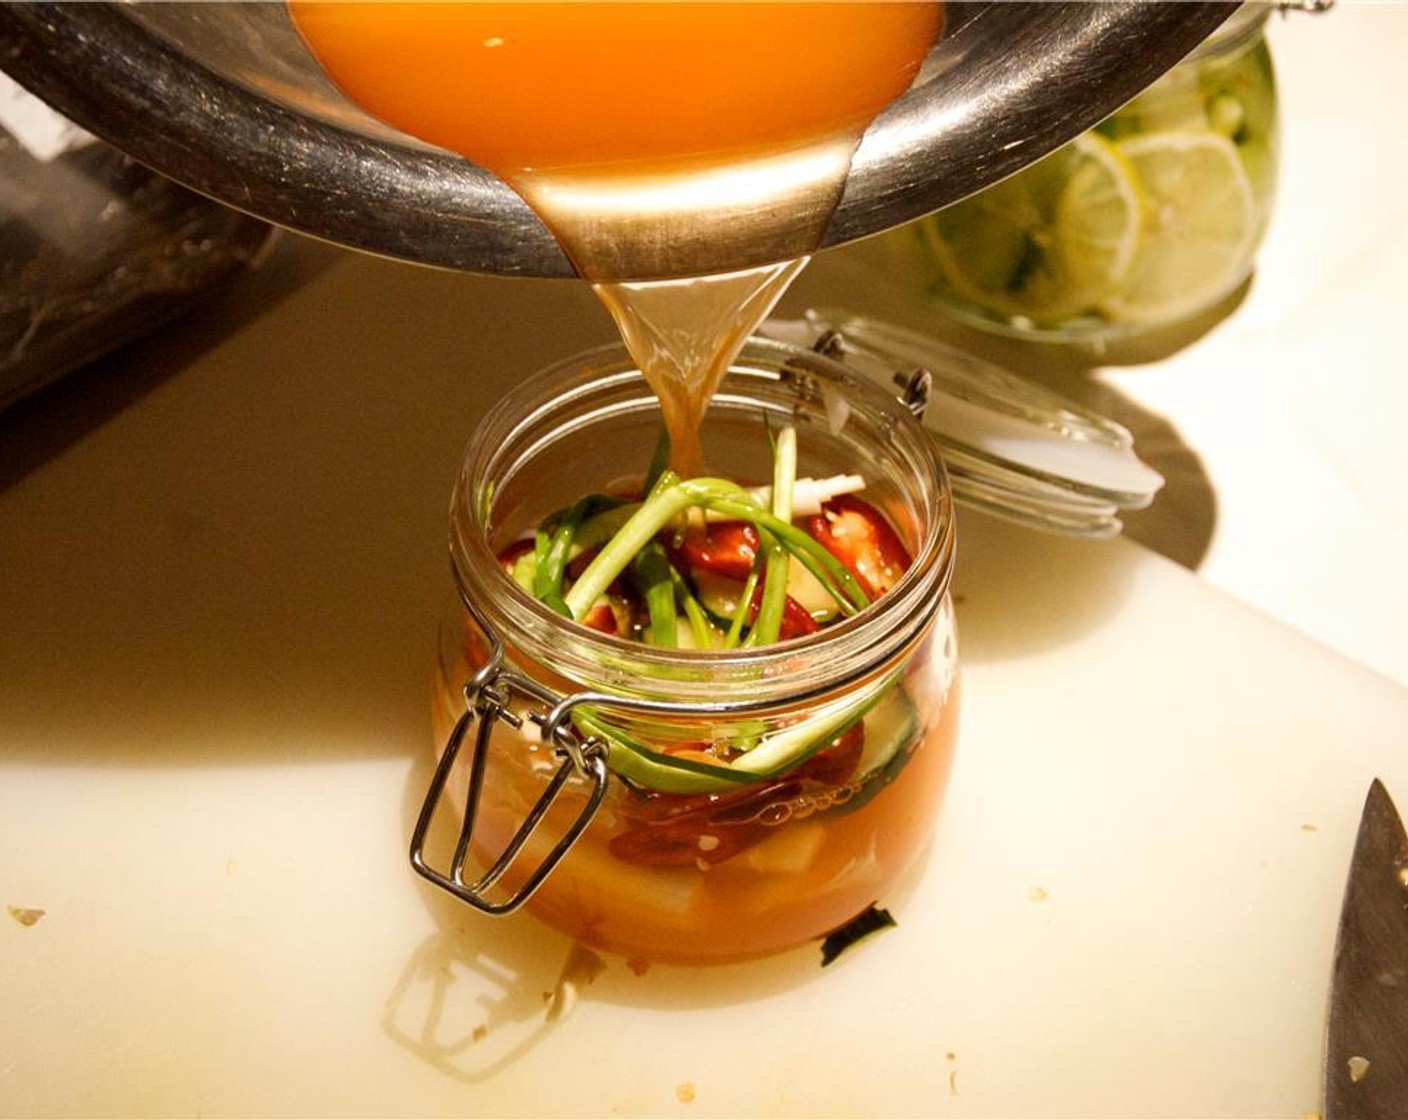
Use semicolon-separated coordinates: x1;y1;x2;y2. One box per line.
1324;779;1408;1120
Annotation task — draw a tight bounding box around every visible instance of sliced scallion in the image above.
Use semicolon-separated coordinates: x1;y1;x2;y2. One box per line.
631;541;677;648
746;425;798;647
569;672;892;795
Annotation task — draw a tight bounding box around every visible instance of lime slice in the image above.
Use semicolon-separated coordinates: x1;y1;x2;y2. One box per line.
1099;65;1210;142
1101;130;1256;325
916;133;1143;326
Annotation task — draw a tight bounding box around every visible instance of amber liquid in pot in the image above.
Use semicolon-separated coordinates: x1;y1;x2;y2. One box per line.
291;1;943;476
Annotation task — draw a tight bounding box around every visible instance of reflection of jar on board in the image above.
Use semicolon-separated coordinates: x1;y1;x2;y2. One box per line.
888;4;1283;342
419;339;960;965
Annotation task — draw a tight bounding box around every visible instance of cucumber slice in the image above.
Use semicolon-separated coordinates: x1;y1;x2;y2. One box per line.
694;556;844;626
509;548;537;594
832;684;924;815
855;685;921;781
692;569;746;622
787;554;840;622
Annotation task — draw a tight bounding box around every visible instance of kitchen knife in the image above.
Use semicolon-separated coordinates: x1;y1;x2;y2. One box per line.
1324;779;1408;1119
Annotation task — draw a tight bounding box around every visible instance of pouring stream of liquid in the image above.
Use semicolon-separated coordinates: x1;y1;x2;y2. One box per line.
290;2;943;475
590;259;809;478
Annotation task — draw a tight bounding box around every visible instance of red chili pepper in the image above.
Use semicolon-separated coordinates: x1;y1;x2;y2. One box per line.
801;494;911;599
796;722;864;787
607;821;748;867
496;538;534;572
579;602;619;635
748;579;820;640
670;521;760;582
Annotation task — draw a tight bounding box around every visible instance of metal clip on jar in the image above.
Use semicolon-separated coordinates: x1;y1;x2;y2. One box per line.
414;337;960;965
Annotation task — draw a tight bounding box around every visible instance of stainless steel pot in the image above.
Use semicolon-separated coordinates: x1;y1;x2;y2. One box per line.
0;1;1239;279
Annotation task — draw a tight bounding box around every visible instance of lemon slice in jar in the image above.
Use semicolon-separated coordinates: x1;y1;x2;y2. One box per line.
1101;130;1257;325
916;132;1143;326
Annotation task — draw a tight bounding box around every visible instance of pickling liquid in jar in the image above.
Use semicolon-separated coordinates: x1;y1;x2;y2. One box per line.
290;1;944;475
433;342;960;963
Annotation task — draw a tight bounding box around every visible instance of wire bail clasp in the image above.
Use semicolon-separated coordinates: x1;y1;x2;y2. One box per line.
809;326;932;421
409;648;609;916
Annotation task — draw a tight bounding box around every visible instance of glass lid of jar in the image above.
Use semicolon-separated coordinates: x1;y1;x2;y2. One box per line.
762;309;1164;539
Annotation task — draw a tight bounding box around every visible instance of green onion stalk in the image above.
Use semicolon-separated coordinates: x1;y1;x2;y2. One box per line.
512;423;886;793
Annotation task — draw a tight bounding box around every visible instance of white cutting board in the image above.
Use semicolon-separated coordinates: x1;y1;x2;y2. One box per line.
2;245;1406;1117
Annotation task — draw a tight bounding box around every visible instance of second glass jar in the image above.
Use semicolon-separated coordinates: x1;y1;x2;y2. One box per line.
886;4;1279;343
